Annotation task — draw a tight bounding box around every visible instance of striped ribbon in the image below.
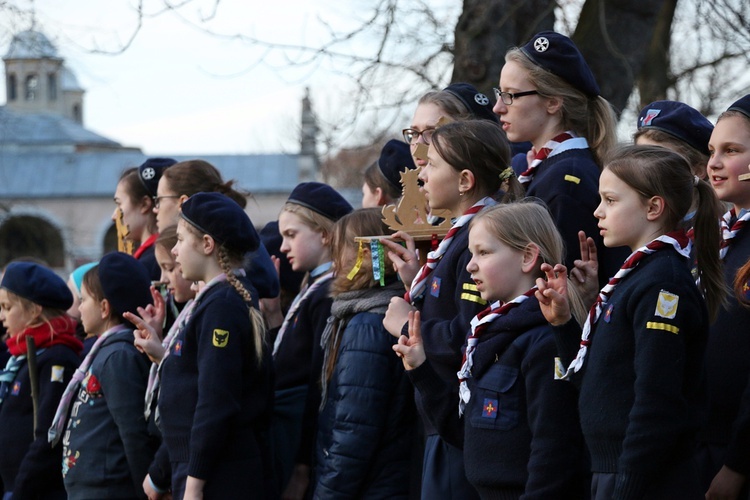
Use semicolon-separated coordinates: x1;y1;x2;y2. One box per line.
457;287;536;415
405;197;495;304
720;208;750;260
517;131;576;185
556;231;692;380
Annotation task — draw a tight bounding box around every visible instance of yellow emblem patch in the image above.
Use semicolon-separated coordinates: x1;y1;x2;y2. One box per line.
212;329;229;348
51;365;65;383
554;357;566;379
563;174;581;184
655;290;679;319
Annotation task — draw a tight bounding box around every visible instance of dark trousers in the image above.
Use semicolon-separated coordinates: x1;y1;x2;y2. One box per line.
421;434;479;500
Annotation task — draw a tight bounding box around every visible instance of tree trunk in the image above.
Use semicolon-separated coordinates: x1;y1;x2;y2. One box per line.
451;0;555;96
573;0;668;115
637;0;678;107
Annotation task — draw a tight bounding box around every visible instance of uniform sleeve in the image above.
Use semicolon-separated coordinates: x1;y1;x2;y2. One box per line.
613;282;705;498
188;297;253;479
13;355;79;498
524;335;586;497
313;322;399;499
408;360;464;449
416;247;485;373
148;441;172;492
99;348;152;498
724;371;750;475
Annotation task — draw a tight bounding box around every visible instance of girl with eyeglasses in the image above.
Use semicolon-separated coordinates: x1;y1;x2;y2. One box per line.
494;31;628;288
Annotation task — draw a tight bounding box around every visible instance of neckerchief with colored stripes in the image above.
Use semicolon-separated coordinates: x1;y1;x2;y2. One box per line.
517;131;585;186
556;231;692;380
720;208;750;260
457;287;537;415
405;197;495;304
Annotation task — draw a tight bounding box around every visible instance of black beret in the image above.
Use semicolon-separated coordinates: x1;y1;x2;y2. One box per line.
520;31;600;97
180;192;260;253
443;83;499;123
98;252;153;317
378;140;415;191
259;221;305;293
637;100;713;155
728;94;750;120
138;157;177;197
286;182;353;222
1;262;73;310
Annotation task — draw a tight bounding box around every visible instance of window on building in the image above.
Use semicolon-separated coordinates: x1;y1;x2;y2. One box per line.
48;73;57;101
7;74;17;101
73;104;82;123
25;74;38;101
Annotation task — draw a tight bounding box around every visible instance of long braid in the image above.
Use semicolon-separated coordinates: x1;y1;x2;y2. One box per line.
218;247;266;367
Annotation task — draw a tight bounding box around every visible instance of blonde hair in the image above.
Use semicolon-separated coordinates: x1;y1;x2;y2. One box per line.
1;288;67;338
329;208;395;295
505;48;617;166
280;203;336;242
472;201;588;324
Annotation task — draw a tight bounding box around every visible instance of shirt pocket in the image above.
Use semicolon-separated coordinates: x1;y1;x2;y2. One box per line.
468;364;520;431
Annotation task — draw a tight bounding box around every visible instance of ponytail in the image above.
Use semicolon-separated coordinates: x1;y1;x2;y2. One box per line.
691;178;727;321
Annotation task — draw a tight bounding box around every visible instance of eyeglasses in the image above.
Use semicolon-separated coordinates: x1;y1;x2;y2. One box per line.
493;88;539;106
402;127;436;145
152;195;180;208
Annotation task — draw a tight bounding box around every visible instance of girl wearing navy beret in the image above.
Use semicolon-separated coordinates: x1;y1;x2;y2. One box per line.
0;262;82;499
156;192;273;499
538;145;724;498
382;119;517;499
494;31;629;288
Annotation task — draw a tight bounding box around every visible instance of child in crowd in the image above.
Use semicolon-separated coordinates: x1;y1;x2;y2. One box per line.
361;139;415;208
113;161;174;281
0;262;82;499
495;30;628;285
313;208;415;499
382;119;516;499
634;100;713;180
537;145;724;498
65;261;98;355
50;252;155;499
270;182;352;498
153;159;279;300
157;192;274;499
698;94;750;499
394;202;587;498
258;220;305;325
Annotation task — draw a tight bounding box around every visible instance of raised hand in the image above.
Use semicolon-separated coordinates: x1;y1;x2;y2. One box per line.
535;263;573;326
392;310;426;371
569;231;599;309
125;310;166;364
380;231;420;288
383;297;416;338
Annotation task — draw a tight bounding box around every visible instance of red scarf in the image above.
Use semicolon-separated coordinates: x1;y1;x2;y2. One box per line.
6;315;83;357
134;233;158;259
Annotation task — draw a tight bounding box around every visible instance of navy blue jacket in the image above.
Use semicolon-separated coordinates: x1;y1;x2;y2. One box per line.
62;328;155;500
314;310;415;499
555;248;708;499
158;279;274;494
410;296;587;499
0;344;80;498
700;224;750;475
524;148;630;286
406;223;487;435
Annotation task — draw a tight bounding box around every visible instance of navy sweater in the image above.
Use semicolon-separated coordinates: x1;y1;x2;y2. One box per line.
407;223;487;435
0;344;81;498
524;148;630;286
700;224;750;474
158;280;274;487
555;248;708;499
62;329;155;500
410;297;587;499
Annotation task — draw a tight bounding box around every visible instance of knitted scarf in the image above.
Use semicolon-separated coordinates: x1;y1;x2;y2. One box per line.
6;315;82;357
517;131;584;186
456;288;537;415
319;282;403;410
556;231;691;380
405;197;495;304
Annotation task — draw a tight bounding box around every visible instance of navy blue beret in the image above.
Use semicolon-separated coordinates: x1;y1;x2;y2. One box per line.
444;83;499;123
259;221;305;293
286;182;353;222
138;157;177;197
1;262;73;310
378;140;415;191
98;252;152;317
180;192;260;253
728;94;750;120
637;100;713;155
520;31;600;97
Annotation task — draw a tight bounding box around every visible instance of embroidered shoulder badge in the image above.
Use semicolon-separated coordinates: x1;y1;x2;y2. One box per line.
51;365;65;383
655;290;679;319
213;329;229;348
430;277;441;297
482;398;499;418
